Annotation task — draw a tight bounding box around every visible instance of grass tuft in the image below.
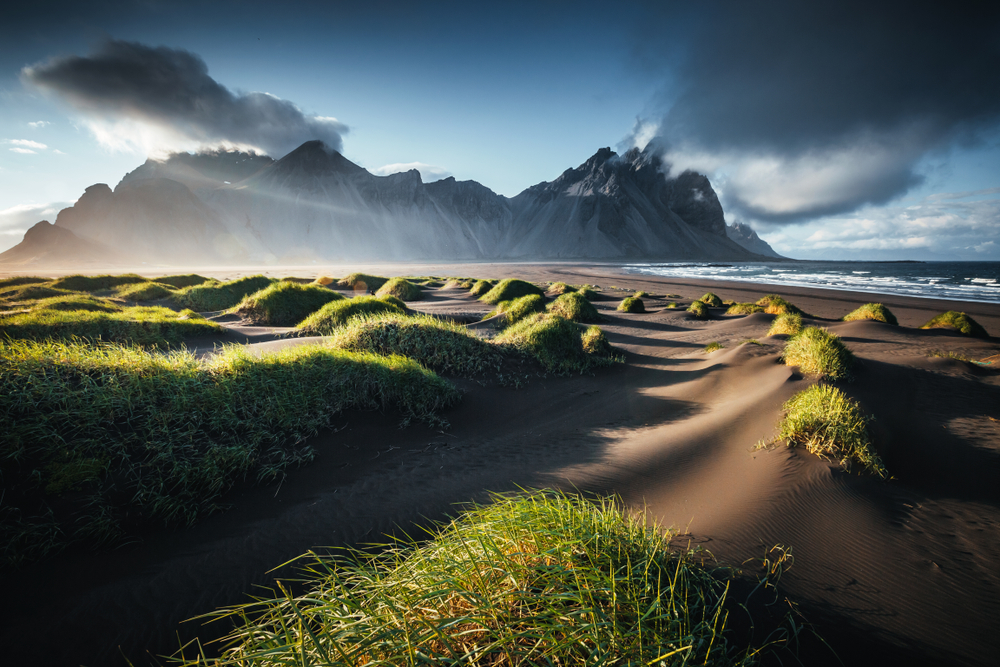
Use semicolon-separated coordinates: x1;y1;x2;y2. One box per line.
576;286;598;300
155;274;211;289
480;279;545;304
704;341;724;353
581;325;613;356
468;279;495;297
172;490;790;667
767;313;803;337
0;276;51;290
328;313;503;376
295;295;406;334
487;294;547;326
48;274;148;292
115;282;175;301
232;281;344;326
756;295;805;316
687;300;709;319
172;275;276;312
842;303;898;326
375;277;424;302
338;273;389;293
726;302;764;315
547;291;603;323
617;296;645;313
782;327;854;381
920;311;988;338
0;339;459;566
699;292;723;307
547;281;575;295
0;284;71;304
761;385;885;477
495;313;614;374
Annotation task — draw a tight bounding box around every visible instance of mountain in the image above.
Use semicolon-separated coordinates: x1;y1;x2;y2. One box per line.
726;221;783;258
1;141;779;266
0;220;127;266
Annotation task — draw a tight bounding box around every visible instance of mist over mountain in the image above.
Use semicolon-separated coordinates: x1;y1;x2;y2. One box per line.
726;221;782;258
1;141;780;267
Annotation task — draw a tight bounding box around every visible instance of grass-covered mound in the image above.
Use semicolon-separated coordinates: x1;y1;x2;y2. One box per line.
767;313;803;336
704;341;724;353
29;294;121;312
699;292;723;307
480;278;546;305
782;327;854;381
495;313;614;374
155;274;211;289
0;283;71;304
295;295;406;334
375;277;424;302
763;384;885;477
726;302;765;315
0;303;220;346
842;303;898;326
687;300;710;319
114;281;175;301
581;325;613;356
756;294;805;316
328;313;503;376
547;281;575;295
312;275;336;286
617;296;645;313
548;291;603;323
175;490;786;667
172;275;275;311
232;281;344;326
48;274;148;292
0;276;51;290
576;285;598;300
921;311;988;338
487;294;547;326
0;339;460;567
468;279;495;297
337;273;389;293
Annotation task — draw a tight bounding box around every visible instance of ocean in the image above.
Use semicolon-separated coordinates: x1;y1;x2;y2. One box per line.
622;261;1000;304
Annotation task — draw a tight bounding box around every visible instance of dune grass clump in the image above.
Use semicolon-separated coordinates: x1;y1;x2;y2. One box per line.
547;291;603;323
480;278;546;305
704;341;724;353
687;300;710;319
0;283;71;305
468;279;495;297
699;292;723;307
0;276;51;290
576;285;598;300
633;290;651;298
114;281;175;301
295;295;406;334
764;385;885;477
48;274;149;292
312;275;336;286
174;490;787;667
921;311;988;338
767;313;803;337
581;325;613;356
232;281;344;326
155;274;210;289
375;277;424;302
842;303;898;326
328;313;503;376
495;313;613;374
30;294;122;313
0;304;220;346
548;281;575;295
172;275;275;312
756;294;805;316
617;296;645;313
726;302;765;315
0;339;459;567
487;294;547;326
337;273;389;293
782;327;854;381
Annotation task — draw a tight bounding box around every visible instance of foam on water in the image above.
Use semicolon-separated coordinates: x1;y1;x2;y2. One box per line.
623;261;1000;304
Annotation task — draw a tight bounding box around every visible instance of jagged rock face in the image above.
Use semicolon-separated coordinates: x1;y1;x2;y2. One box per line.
0;220;124;266
4;141;772;266
726;221;783;258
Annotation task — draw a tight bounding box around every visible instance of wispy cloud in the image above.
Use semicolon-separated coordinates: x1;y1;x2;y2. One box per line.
23;40;348;158
27;120;50;129
9;147;37;154
7;139;48;150
371;162;451;181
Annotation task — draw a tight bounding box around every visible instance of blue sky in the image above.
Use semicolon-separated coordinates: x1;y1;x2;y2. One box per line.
2;0;998;260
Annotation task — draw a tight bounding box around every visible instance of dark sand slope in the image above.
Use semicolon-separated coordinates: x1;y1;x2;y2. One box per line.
1;271;998;667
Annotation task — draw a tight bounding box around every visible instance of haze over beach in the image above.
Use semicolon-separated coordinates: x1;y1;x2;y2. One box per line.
1;2;1000;667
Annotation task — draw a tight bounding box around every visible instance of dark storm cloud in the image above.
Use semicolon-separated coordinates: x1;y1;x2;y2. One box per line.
22;40;346;157
640;0;1000;222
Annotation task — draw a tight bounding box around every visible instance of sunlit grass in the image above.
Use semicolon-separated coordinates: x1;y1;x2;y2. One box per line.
48;273;149;292
547;291;603;323
782;327;854;381
699;292;723;307
495;313;615;374
338;273;389;293
704;341;723;353
114;281;175;301
726;302;764;315
760;384;885;477
687;300;709;319
756;295;805;316
295;295;406;334
617;296;645;313
172;275;275;311
0;338;459;567
842;303;898;326
480;278;545;305
767;313;803;337
173;490;793;667
232;281;343;325
921;311;989;338
468;279;496;297
486;294;547;326
376;277;424;301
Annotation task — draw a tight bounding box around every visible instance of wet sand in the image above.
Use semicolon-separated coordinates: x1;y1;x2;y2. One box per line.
2;263;999;666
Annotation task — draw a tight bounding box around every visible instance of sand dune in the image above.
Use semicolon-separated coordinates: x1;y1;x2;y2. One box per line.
1;266;997;666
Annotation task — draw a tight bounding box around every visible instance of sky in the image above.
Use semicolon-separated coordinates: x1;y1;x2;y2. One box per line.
1;0;999;260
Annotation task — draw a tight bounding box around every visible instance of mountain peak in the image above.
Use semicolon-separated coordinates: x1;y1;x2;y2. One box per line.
273;140;365;176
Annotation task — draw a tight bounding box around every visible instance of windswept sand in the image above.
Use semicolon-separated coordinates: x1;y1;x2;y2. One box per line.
2;264;999;666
